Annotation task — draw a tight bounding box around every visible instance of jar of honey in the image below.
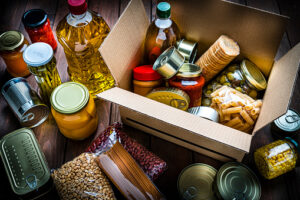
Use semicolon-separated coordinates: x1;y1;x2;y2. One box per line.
0;31;30;77
254;137;298;179
50;82;98;140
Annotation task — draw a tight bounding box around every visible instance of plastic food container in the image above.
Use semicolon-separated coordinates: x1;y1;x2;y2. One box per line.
50;82;98;140
23;42;61;105
202;60;267;106
0;128;60;200
22;9;57;50
254;137;298;179
0;31;30;77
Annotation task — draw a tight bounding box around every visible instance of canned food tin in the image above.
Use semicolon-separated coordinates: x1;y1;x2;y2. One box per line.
178;163;217;200
1;77;49;128
0;128;58;199
188;106;219;122
176;39;198;63
215;162;261;200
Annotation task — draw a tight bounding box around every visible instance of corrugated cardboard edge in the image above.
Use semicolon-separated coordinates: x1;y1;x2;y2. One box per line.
99;0;150;91
253;43;300;133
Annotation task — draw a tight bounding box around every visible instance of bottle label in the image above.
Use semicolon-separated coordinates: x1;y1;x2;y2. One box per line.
181;80;197;86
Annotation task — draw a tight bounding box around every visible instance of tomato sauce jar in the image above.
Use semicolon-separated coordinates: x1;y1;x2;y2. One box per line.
22;9;57;50
169;63;205;108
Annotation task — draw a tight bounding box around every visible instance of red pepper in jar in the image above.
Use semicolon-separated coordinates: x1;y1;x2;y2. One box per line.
169;63;205;108
22;9;57;50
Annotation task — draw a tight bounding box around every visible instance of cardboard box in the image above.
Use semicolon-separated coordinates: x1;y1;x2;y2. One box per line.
97;0;300;161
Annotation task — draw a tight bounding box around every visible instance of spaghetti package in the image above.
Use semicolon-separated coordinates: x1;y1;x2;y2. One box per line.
86;123;167;180
96;132;165;200
210;86;262;133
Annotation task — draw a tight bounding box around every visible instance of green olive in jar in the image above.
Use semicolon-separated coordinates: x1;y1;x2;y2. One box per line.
219;75;228;84
248;90;258;99
227;64;238;72
226;72;235;81
201;98;211;107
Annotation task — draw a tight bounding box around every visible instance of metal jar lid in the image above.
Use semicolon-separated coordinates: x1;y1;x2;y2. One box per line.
240;60;267;91
23;42;53;67
178;163;217;200
188;106;219;122
22;9;48;28
215;162;261;200
0;31;24;51
0;128;51;195
177;63;202;78
153;46;185;79
176;39;198;63
50;82;90;114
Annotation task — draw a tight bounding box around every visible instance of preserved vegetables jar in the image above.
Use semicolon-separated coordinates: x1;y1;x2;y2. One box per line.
50;82;98;140
23;42;61;105
144;2;181;64
56;0;115;97
0;31;30;77
254;138;299;179
202;59;267;106
22;9;57;50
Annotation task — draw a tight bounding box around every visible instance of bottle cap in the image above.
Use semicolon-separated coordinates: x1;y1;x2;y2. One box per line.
23;42;53;67
133;65;162;81
22;9;48;28
0;31;24;51
157;2;171;19
68;0;88;15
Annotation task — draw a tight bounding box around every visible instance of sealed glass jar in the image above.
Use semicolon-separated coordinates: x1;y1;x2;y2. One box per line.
22;9;57;50
50;82;98;140
0;31;30;77
23;42;61;105
254;137;298;179
202;59;267;106
169;63;205;108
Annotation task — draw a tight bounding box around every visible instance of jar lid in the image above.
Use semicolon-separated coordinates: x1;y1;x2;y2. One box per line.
188;106;219;122
23;42;53;67
68;0;88;15
241;60;267;91
216;162;261;200
22;9;47;28
50;82;89;114
0;128;50;195
153;46;185;79
178;163;217;200
157;2;171;19
274;109;300;132
177;63;202;78
0;31;24;51
285;137;300;152
133;65;162;81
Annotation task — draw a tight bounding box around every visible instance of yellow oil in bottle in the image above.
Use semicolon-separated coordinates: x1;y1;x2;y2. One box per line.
56;5;114;97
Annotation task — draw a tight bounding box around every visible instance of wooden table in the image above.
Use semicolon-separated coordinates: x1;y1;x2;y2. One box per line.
0;0;299;199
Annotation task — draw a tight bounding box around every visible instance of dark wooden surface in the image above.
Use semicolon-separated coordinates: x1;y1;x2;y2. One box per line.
0;0;300;199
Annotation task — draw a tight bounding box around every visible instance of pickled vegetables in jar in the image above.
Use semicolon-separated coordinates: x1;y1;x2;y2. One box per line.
254;138;298;179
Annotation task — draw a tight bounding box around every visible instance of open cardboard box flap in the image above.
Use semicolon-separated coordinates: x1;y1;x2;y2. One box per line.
98;0;299;159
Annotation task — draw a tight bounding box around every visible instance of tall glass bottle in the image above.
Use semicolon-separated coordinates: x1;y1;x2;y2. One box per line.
56;0;114;96
144;2;181;64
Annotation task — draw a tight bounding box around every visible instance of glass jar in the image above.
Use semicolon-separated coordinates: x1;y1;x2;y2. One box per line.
23;42;61;105
50;82;98;140
0;31;30;77
169;63;205;108
202;59;267;106
254;137;298;179
22;9;57;50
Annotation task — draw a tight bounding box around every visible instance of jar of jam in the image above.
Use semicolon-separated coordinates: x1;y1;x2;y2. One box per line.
202;59;267;106
50;82;98;140
23;42;61;105
254;137;299;179
22;9;57;50
0;31;30;77
169;63;205;108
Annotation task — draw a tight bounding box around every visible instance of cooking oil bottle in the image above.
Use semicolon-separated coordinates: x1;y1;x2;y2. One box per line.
56;0;114;96
144;2;181;64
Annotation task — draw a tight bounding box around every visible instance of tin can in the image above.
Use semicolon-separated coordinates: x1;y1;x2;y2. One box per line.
1;77;49;128
0;128;59;199
176;39;198;63
188;106;219;122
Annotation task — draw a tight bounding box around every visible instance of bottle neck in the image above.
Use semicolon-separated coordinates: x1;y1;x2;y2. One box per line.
155;16;172;29
71;11;87;20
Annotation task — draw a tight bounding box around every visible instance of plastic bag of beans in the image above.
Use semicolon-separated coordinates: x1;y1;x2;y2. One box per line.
86;122;167;180
51;153;116;200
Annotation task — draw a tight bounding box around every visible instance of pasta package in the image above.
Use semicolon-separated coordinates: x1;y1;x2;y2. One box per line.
96;132;166;200
210;86;262;133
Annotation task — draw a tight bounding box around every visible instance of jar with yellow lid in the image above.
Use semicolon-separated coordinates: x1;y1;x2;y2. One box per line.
202;59;267;106
254;137;298;179
0;31;30;77
50;82;98;140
